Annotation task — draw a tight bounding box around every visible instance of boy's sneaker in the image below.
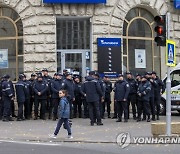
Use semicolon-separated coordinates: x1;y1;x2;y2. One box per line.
49;134;57;139
67;135;73;139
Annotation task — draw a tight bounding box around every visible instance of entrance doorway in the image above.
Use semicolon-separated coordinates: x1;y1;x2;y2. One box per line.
57;50;90;78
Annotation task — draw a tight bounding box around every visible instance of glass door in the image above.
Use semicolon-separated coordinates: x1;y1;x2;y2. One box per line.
59;51;86;78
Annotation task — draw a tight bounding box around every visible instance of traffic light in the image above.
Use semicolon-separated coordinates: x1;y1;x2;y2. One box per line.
154;15;166;46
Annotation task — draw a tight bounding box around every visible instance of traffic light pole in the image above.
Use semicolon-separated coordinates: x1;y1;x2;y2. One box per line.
166;12;171;136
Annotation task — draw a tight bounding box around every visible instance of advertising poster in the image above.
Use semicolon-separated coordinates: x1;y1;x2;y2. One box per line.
135;49;146;68
0;49;8;68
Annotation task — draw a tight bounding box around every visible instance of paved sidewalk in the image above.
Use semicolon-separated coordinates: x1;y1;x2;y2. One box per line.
0;115;179;143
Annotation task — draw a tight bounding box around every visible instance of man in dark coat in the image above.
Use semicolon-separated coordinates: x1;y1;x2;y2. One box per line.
114;74;130;122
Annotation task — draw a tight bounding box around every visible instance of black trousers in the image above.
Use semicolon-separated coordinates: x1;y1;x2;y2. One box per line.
34;99;46;118
137;100;151;119
0;100;3;119
149;96;155;116
117;101;128;120
11;100;15;116
17;101;24;119
73;97;82;117
52;98;59;117
127;94;137;118
102;97;111;117
82;99;89;118
154;95;161;116
2;96;11;119
113;100;117;117
88;101;101;124
24;99;30;119
29;97;34;116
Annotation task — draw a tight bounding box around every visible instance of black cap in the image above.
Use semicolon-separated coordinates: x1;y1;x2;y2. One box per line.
89;71;95;76
145;72;152;75
94;72;100;78
152;71;156;75
126;71;132;75
37;73;43;78
63;69;68;72
136;73;141;77
141;75;147;79
57;73;63;76
104;75;109;78
66;72;72;77
31;73;36;77
118;74;124;77
3;74;10;79
42;68;48;72
19;74;25;80
54;73;57;76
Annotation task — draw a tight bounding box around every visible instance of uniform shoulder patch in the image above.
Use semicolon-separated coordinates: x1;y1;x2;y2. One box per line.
126;84;129;87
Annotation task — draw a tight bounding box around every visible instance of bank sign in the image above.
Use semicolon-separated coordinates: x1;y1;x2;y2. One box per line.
97;38;121;78
174;0;180;9
43;0;106;3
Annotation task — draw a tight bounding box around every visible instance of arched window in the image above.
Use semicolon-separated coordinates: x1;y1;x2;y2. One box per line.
0;6;23;80
123;8;160;76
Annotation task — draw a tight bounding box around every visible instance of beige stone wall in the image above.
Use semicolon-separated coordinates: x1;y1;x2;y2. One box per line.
1;0;180;78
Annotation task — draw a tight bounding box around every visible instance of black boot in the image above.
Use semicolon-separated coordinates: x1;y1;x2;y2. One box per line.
147;115;151;122
152;115;156;121
157;115;160;120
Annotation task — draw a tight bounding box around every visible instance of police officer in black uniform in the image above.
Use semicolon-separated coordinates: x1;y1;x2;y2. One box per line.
9;76;16;118
126;72;137;120
103;76;112;118
114;74;130;122
33;74;48;120
15;74;26;121
2;75;14;122
137;75;151;122
94;72;106;119
0;77;3;120
146;72;157;121
42;68;52;119
50;73;63;120
61;72;75;119
29;73;36;118
82;71;103;126
152;71;164;120
73;76;83;118
23;74;31;120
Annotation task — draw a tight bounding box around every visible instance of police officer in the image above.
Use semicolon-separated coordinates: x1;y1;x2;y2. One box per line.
73;76;83;118
15;74;26;121
61;72;75;119
114;74;130;122
103;76;112;118
82;71;103;126
9;76;16;117
0;77;3;120
146;72;157;121
94;72;106;119
2;75;14;122
42;68;52;119
152;71;164;120
51;73;63;120
126;72;137;120
137;75;151;122
29;73;36;118
23;74;31;120
33;74;48;120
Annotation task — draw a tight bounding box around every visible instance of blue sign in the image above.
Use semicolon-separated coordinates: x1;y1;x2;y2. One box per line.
174;0;180;9
97;38;121;47
166;40;176;67
43;0;106;3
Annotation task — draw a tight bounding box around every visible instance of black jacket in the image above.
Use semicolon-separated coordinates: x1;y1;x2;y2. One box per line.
24;80;31;100
51;79;62;99
137;80;151;102
82;76;103;102
15;80;26;103
104;80;112;99
154;77;164;97
61;79;75;100
114;80;130;101
74;82;83;98
127;78;137;95
33;80;48;99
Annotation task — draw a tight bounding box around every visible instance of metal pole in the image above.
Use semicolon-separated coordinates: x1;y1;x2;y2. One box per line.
166;12;171;136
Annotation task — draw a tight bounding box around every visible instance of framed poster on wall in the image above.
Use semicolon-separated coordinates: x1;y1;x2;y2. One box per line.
135;49;146;68
0;49;8;68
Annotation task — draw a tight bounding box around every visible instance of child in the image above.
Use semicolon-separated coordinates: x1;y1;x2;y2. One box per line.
49;90;73;139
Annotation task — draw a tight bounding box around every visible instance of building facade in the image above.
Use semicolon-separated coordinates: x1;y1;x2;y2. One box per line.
0;0;180;80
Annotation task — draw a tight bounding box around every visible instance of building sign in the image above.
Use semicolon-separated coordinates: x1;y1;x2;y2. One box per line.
135;49;146;68
97;38;121;78
0;49;8;68
174;0;180;9
166;40;176;67
43;0;106;3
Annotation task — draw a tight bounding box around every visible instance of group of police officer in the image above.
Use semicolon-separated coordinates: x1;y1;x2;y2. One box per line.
0;68;164;125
